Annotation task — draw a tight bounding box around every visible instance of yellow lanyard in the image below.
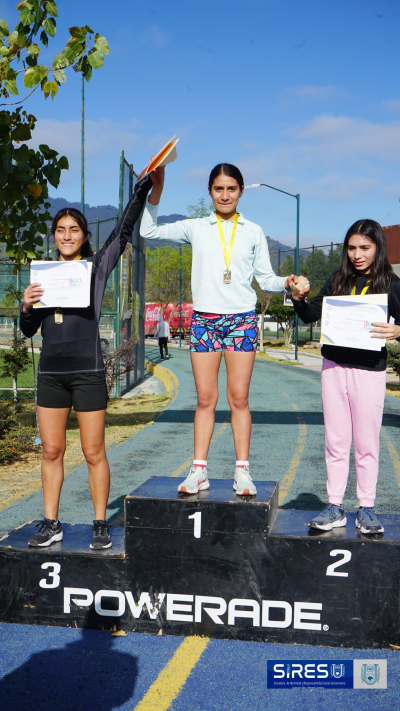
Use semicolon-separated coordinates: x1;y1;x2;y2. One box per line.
215;212;239;271
351;280;370;296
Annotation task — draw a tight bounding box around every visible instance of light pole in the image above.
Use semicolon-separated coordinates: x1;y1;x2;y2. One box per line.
81;75;85;215
246;183;300;361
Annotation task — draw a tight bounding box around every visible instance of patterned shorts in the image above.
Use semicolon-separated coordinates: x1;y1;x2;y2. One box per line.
190;311;258;352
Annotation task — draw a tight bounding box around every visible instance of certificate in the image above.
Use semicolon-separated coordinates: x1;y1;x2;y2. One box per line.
320;294;388;352
31;260;92;308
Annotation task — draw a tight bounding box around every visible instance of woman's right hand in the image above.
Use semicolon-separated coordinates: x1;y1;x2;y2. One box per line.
148;164;165;206
22;283;43;312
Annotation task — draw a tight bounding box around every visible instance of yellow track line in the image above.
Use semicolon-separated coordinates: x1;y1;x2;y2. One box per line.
381;428;400;489
278;391;307;505
133;636;209;711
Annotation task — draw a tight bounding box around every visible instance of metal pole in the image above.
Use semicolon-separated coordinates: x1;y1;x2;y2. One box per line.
115;152;124;398
310;244;315;340
96;218;99;252
330;241;333;275
294;195;300;361
179;245;182;348
277;249;280;340
81;75;85;215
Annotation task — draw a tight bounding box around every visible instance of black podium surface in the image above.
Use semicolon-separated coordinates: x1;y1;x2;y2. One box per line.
1;477;400;648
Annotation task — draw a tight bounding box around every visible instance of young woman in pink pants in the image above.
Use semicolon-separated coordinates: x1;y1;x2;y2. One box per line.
291;219;400;534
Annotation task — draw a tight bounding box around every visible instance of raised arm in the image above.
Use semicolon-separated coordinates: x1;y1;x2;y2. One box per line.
140;165;191;244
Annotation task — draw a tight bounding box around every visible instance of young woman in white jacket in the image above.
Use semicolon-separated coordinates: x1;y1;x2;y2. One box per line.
140;163;309;495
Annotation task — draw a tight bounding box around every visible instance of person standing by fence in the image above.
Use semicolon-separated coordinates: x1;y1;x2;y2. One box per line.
155;313;170;359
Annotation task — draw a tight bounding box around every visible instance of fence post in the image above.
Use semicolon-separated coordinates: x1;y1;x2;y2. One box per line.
310;245;315;341
96;219;100;252
277;250;281;340
330;242;333;275
115;151;124;398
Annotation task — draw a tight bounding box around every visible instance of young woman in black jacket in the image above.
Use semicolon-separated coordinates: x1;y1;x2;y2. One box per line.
292;219;400;535
20;176;152;549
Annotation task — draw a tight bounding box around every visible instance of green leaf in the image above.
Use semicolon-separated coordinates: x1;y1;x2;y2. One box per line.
57;155;69;170
25;53;37;67
40;30;48;47
0;20;9;36
44;1;58;17
69;26;87;41
7;30;18;46
0;46;10;56
26;250;36;259
42;17;56;38
52;51;69;69
27;43;40;55
84;64;92;82
85;25;94;34
19;8;35;26
88;50;104;69
23;67;36;88
5;80;18;95
39;144;58;159
94;36;109;55
42;80;58;99
53;68;66;84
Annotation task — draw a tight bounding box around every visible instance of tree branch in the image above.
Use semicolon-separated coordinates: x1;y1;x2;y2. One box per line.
0;83;39;106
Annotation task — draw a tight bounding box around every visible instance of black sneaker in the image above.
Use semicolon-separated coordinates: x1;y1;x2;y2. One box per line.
90;520;112;549
28;518;63;547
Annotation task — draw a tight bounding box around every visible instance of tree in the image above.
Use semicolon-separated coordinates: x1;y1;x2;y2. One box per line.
251;277;271;352
267;294;295;347
146;245;192;320
187;197;213;218
101;336;136;397
0;335;30;408
0;1;109;268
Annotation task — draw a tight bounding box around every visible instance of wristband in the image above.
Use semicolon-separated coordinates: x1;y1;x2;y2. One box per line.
285;277;290;290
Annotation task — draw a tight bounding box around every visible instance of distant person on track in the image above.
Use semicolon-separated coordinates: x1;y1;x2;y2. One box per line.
291;219;400;534
140;162;310;495
155;313;170;359
20;176;152;550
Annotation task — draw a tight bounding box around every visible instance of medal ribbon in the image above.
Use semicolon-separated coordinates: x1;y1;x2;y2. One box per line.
216;212;238;272
351;280;371;296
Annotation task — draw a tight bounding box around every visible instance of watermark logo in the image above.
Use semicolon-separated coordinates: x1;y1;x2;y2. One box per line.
268;660;387;689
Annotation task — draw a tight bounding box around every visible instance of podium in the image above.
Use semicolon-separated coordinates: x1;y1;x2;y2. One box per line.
1;477;399;648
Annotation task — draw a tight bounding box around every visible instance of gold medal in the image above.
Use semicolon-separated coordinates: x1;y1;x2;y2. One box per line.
54;308;63;324
223;270;232;284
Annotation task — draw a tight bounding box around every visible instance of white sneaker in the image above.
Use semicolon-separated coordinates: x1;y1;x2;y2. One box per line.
178;466;210;494
233;467;257;496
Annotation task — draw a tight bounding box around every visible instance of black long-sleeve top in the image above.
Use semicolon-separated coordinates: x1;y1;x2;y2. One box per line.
20;175;152;375
293;271;400;371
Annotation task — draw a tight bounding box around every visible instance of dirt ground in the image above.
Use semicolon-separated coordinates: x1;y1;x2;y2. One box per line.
0;392;170;511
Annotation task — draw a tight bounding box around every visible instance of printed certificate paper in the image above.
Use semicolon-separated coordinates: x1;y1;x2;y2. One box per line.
31;260;92;308
320;294;388;352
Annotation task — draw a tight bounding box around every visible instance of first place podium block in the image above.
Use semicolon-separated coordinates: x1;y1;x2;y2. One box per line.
1;477;400;648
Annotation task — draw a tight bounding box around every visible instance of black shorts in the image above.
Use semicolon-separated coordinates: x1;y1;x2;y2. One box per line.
37;372;108;411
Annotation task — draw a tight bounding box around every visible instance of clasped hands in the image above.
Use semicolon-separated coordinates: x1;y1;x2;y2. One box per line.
288;274;310;301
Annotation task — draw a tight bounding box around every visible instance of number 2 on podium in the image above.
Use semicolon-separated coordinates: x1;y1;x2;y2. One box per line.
188;511;202;538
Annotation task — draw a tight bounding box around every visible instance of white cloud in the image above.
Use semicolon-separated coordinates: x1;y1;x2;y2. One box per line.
383;99;400;114
139;25;171;47
287;114;400;163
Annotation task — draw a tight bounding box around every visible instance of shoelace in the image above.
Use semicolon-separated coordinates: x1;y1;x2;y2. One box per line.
93;523;108;536
359;508;377;523
321;504;340;516
36;519;54;531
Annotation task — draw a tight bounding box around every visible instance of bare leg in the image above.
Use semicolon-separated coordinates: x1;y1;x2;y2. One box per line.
38;406;70;521
224;351;256;460
76;409;110;520
190;351;222;460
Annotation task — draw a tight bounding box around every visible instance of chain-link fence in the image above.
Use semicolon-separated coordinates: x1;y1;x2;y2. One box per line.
0;150;146;400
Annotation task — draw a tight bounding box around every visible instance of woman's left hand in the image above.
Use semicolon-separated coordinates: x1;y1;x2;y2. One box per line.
370;322;400;340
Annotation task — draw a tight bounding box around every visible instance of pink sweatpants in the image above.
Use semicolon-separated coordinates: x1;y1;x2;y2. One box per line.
321;359;386;507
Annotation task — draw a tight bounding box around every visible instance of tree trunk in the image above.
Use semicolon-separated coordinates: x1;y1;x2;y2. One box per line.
13;374;17;410
283;325;294;347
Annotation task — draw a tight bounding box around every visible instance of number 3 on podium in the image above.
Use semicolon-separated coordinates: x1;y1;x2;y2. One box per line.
188;511;202;538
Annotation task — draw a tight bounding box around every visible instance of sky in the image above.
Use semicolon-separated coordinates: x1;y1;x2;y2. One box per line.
1;0;400;247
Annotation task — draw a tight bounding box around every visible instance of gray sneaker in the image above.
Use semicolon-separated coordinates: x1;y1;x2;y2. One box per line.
356;507;384;534
309;504;347;531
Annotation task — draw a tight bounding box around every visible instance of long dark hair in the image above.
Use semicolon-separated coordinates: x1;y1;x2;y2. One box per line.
208;163;244;190
331;219;393;295
51;208;93;259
